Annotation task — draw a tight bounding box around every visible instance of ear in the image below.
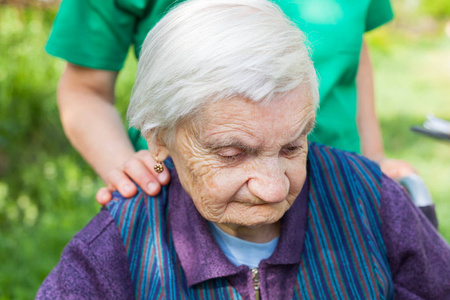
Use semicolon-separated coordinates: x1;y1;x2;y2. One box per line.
145;130;170;161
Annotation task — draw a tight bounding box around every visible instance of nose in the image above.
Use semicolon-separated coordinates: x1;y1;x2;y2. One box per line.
247;157;289;203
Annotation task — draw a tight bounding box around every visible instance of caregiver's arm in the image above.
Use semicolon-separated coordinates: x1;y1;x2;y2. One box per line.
58;63;170;203
380;174;450;298
356;40;415;179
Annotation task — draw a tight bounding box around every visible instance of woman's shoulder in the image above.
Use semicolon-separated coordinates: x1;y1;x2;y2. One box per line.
379;173;450;297
106;187;149;216
36;210;134;299
106;185;169;226
72;209;124;247
307;142;381;180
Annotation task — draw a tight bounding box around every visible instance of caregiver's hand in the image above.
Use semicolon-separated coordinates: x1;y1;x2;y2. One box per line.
378;158;417;180
96;150;171;205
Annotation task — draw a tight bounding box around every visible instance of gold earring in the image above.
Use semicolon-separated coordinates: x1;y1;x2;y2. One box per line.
153;156;164;173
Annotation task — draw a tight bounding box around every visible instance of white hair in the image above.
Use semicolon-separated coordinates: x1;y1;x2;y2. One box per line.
128;0;319;143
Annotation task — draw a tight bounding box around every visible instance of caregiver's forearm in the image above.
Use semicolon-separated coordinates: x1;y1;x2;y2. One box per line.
57;64;136;183
356;41;416;179
58;64;171;201
356;40;385;161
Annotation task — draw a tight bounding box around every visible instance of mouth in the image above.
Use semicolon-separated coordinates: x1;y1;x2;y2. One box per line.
235;199;286;206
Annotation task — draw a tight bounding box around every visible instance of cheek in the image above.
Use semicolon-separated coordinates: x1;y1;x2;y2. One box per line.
286;150;308;197
173;150;248;220
168;129;249;221
170;133;214;196
193;167;248;219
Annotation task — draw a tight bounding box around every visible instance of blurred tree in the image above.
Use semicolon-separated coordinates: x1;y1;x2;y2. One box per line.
0;0;59;7
420;0;450;19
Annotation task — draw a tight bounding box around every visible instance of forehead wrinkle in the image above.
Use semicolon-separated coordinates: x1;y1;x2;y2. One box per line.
303;118;315;135
202;124;263;151
296;109;316;137
203;115;311;151
200;111;263;142
195;90;315;149
278;104;315;143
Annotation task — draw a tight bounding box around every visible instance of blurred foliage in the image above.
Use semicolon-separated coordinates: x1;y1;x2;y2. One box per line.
0;0;60;7
0;5;140;298
0;1;450;299
0;6;101;298
420;0;450;19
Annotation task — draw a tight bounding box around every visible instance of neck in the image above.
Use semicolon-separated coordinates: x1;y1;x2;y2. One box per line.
215;221;281;243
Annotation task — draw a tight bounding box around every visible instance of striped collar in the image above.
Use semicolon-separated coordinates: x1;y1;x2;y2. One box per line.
168;163;309;287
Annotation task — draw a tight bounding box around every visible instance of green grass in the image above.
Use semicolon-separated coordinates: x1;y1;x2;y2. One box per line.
368;30;450;242
0;5;449;299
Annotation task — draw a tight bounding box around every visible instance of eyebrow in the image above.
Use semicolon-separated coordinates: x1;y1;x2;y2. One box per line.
282;118;315;146
302;119;315;135
204;118;316;150
204;137;260;153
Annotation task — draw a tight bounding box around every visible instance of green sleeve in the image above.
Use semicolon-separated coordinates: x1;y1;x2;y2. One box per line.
45;0;141;71
365;0;394;32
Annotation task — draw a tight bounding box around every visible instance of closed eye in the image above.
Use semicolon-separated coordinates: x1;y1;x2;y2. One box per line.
281;145;304;157
217;148;246;162
220;153;245;161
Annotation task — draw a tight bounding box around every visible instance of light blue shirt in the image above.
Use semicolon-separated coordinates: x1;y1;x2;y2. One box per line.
208;222;279;269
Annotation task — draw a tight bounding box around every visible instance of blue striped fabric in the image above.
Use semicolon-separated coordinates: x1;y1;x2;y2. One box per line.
292;143;393;299
107;159;241;300
107;143;393;299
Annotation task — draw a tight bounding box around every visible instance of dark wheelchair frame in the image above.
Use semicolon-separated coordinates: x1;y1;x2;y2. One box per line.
400;174;439;229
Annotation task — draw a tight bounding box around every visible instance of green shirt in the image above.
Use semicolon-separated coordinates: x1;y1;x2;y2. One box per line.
46;0;393;153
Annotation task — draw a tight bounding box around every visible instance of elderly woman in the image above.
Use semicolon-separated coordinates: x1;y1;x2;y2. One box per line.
37;0;450;299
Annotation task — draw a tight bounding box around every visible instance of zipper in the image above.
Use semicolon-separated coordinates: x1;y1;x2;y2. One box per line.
251;268;260;300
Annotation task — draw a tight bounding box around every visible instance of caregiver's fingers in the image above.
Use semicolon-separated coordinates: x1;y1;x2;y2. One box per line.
97;151;171;205
96;187;114;205
96;166;138;205
134;150;171;186
380;158;417;180
107;168;138;198
123;154;163;196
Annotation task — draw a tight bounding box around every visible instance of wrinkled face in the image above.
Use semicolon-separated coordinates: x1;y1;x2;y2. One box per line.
167;87;315;227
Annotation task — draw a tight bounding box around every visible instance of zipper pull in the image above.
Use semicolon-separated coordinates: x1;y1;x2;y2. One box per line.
251;268;260;300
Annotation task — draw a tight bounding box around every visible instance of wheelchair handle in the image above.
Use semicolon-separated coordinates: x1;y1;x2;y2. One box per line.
399;174;434;207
